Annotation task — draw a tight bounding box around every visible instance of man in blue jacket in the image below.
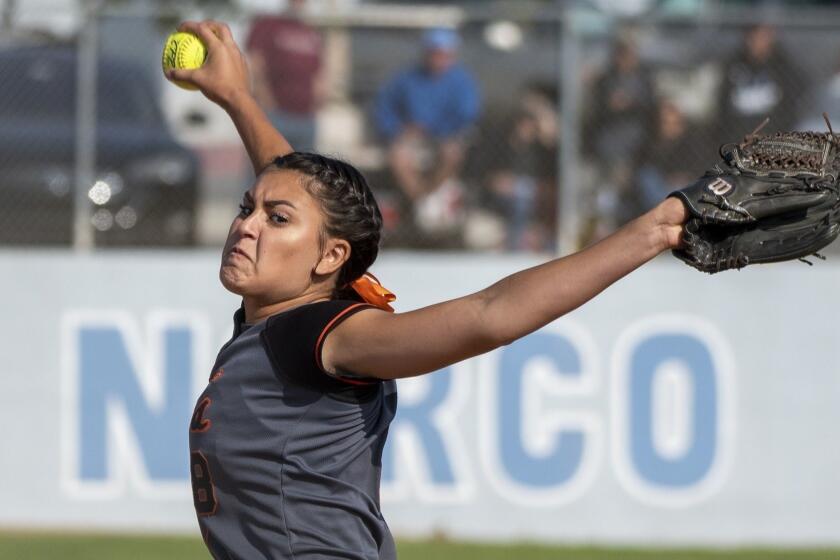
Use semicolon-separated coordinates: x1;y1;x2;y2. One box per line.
374;28;480;234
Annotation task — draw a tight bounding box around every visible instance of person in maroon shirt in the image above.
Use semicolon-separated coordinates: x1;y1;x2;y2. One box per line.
246;0;324;151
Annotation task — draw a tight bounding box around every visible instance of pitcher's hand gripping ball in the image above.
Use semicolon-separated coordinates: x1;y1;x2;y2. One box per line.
669;122;840;273
162;31;207;90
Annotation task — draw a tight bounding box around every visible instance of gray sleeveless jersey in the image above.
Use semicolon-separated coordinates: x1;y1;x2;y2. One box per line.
189;300;398;559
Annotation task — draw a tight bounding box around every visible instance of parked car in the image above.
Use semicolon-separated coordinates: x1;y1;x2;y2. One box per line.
0;44;199;246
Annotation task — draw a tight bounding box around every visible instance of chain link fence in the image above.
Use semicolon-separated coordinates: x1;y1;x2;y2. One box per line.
0;4;200;248
574;14;840;252
2;2;840;253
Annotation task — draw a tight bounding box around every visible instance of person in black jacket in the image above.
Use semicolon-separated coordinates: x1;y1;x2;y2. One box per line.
716;24;802;143
585;36;656;241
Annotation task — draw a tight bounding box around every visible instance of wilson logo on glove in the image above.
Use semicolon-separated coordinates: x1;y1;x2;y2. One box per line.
707;178;733;196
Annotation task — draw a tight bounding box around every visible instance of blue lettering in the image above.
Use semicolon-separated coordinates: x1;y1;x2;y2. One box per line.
629;334;716;487
78;326;192;482
498;333;584;487
382;368;456;485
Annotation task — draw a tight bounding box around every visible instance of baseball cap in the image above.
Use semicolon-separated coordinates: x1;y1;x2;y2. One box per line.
422;28;460;51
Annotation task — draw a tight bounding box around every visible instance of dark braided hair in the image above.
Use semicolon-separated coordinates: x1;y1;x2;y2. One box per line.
268;152;383;299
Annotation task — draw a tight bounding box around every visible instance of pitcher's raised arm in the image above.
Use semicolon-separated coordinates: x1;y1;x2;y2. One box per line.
166;20;293;174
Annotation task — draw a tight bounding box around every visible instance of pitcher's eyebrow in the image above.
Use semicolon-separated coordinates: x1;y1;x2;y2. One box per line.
241;192;297;209
264;200;297;209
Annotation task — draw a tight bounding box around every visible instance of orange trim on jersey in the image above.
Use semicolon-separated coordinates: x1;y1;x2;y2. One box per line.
314;303;377;385
333;374;378;386
190;397;212;433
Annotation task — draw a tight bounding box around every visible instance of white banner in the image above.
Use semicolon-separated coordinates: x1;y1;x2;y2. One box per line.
1;250;838;546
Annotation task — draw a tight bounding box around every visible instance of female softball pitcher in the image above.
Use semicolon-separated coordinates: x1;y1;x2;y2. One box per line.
170;20;687;560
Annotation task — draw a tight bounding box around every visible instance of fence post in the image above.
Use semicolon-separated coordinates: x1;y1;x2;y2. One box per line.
557;5;582;256
73;0;100;251
1;0;16;31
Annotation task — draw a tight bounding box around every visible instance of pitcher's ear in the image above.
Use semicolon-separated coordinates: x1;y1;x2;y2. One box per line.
314;238;351;277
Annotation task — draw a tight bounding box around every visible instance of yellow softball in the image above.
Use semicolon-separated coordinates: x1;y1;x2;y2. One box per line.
162;31;207;90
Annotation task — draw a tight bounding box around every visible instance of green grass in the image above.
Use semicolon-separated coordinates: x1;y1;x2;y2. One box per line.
0;533;837;559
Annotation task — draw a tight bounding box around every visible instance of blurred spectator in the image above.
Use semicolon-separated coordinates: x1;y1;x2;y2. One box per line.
373;28;480;236
588;37;654;166
584;36;655;240
485;83;558;251
246;0;324;152
797;56;840;132
716;24;800;142
634;99;698;214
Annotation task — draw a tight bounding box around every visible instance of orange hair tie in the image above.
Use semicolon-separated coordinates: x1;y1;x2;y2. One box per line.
350;272;396;312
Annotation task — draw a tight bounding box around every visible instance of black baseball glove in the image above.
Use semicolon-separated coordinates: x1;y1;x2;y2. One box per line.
669;128;840;273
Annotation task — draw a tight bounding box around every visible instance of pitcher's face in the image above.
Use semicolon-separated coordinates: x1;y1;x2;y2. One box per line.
220;169;325;303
